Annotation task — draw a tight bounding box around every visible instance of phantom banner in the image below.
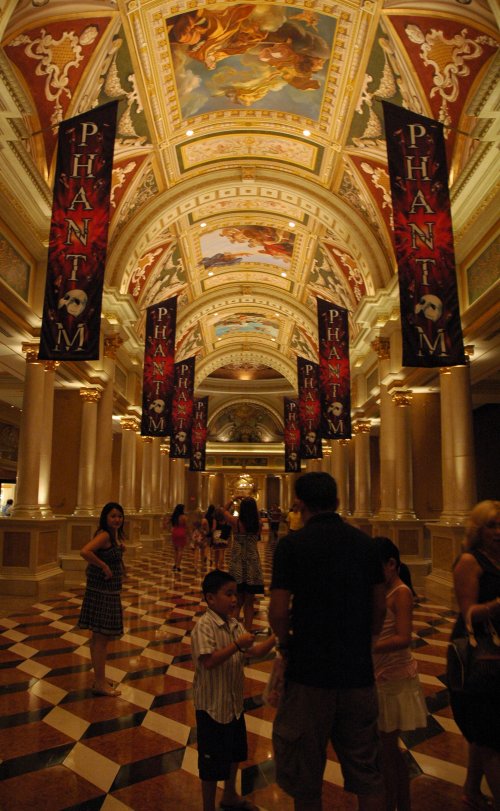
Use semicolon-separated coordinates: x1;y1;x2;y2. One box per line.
141;297;177;436
383;102;465;367
284;397;301;472
39;102;118;360
317;298;351;439
190;396;209;472
170;356;195;459
297;357;322;459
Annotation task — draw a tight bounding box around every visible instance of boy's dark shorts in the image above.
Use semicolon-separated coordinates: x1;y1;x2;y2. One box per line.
196;710;248;781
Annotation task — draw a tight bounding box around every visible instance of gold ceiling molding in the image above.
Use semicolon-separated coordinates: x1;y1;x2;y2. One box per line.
196;348;296;389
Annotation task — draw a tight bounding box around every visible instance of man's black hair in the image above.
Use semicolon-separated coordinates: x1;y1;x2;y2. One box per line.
202;569;236;597
294;472;338;512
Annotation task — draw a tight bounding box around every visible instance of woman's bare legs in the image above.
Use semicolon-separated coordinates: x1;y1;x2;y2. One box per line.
89;632;120;694
242;593;255;631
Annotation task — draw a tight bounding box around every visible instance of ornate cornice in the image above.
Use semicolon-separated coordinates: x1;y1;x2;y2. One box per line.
80;388;101;403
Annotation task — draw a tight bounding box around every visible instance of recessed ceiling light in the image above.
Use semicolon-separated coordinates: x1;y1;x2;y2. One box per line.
288;221;295;228
303;129;311;137
281;272;287;277
208;271;214;276
200;222;207;228
186;129;194;137
271;338;276;342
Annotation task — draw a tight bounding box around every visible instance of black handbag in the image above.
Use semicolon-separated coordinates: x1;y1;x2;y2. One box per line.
447;615;500;693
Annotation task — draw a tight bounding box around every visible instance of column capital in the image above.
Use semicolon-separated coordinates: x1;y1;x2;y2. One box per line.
21;342;41;363
353;420;371;434
80;387;101;403
371;337;390;360
120;415;140;432
104;333;125;359
338;438;351;446
160;443;170;455
464;345;474;361
392;389;413;407
141;435;153;444
43;360;60;372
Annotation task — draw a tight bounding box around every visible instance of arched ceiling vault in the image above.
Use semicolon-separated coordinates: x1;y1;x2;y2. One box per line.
0;0;498;433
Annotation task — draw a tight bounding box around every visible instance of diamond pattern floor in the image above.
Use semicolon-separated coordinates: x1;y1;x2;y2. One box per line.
0;536;475;810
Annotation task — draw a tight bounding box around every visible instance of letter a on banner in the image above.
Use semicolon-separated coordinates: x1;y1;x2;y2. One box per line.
383;102;465;367
284;397;301;472
39;102;118;360
190;397;209;471
317;299;351;439
297;357;322;459
141;297;177;436
170;356;195;459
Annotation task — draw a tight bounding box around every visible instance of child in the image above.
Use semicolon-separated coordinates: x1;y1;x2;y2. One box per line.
191;569;275;811
372;537;428;811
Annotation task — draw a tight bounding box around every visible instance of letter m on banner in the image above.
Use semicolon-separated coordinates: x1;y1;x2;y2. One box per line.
39;102;118;360
383;102;465;367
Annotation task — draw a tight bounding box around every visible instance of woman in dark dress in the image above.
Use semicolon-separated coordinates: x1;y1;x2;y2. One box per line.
78;502;126;696
450;500;500;810
223;496;264;630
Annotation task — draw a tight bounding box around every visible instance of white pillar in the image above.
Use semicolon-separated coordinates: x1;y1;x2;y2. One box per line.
201;472;209;511
38;360;59;517
119;416;139;512
160;442;170;513
12;344;45;518
74;388;101;516
391;390;416;519
95;334;123;509
140;436;153;513
170;458;186;506
439;361;476;522
353;421;372;518
331;439;351;515
150;437;162;512
372;338;396;519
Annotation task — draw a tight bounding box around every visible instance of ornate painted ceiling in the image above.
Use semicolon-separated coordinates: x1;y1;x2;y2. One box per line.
0;0;498;442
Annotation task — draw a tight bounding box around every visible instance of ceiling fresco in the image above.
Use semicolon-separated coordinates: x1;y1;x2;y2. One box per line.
0;0;498;437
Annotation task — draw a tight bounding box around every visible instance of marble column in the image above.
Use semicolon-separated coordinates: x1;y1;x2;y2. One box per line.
185;470;202;515
331;439;351;515
150;437;162;513
95;334;124;509
160;443;170;514
140;436;153;513
170;458;186;506
12;344;45;518
391;390;416;519
210;471;224;506
439;360;476;522
74;388;101;516
119;415;139;512
201;472;209;512
353;421;372;518
38;360;59;517
371;338;396;519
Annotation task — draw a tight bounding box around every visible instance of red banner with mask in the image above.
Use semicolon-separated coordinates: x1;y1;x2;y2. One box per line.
317;298;351;439
284;397;301;472
141;297;177;436
297;357;322;459
190;396;208;471
383;102;465;367
39;102;118;360
170;356;195;459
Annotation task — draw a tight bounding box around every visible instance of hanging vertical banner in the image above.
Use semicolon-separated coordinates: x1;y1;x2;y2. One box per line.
383;102;465;367
297;357;322;459
190;396;209;471
141;296;177;436
170;356;195;459
39;102;118;360
317;298;351;439
284;397;301;472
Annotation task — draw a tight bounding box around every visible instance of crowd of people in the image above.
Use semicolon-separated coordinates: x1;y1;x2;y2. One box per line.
77;481;499;811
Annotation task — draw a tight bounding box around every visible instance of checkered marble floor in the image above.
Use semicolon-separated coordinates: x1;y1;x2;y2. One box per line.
0;537;476;810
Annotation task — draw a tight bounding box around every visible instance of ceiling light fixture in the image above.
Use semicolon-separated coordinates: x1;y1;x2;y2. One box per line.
200;222;207;228
303;129;311;137
281;272;287;277
288;221;295;228
186;129;194;136
208;271;214;276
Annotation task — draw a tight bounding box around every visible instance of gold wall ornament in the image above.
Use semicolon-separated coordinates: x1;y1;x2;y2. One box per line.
80;388;101;403
371;336;390;360
21;342;40;363
353;420;371;434
120;415;140;432
141;435;153;444
104;333;125;359
392;389;413;407
43;360;60;372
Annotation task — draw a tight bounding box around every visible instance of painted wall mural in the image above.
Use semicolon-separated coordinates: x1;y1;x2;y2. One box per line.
168;5;335;118
214;314;279;339
201;225;294;271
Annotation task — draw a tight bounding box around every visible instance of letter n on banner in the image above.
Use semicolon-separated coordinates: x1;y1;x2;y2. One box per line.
297;357;322;459
382;102;465;367
39;102;118;360
190;396;208;471
284;397;301;472
170;356;195;459
317;299;351;439
141;297;177;437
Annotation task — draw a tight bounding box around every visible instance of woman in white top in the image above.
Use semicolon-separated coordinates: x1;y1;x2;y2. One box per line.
372;537;428;811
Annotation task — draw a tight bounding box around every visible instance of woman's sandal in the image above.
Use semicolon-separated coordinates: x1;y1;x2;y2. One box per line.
462;794;494;810
91;685;121;697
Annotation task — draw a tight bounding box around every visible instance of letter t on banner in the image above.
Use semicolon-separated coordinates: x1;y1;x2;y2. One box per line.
383;102;465;367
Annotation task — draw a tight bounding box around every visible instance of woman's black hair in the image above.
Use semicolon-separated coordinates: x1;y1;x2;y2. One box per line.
205;504;216;523
238;497;260;534
373;536;401;566
96;502;125;542
171;504;185;526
